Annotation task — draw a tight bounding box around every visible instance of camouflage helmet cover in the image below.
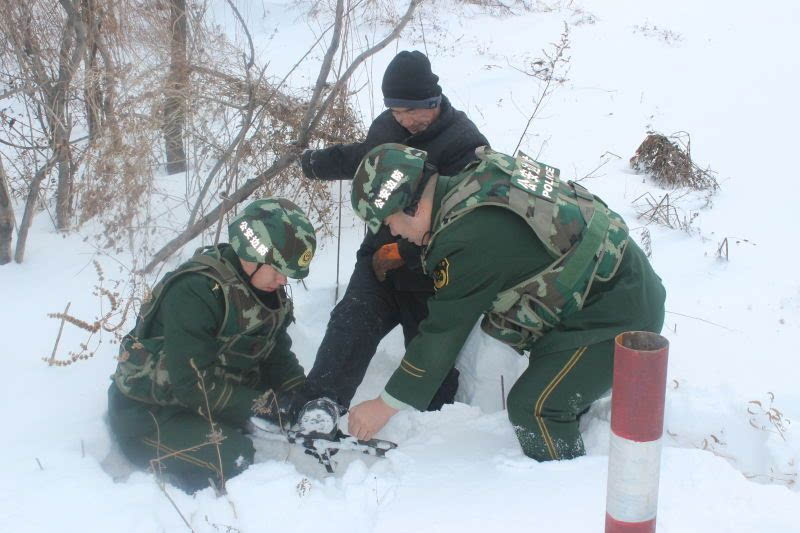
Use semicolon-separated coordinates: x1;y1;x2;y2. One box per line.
351;143;428;232
228;198;317;279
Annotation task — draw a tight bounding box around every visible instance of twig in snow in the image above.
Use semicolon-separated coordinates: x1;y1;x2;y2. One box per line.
49;302;71;363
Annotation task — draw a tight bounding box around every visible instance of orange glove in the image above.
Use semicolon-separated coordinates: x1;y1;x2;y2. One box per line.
372;243;405;282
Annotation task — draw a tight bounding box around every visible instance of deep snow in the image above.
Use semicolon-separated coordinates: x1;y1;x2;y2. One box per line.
2;1;798;531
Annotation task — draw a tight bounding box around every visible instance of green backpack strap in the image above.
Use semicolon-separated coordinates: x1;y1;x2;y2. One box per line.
133;246;239;339
190;253;238;284
437;179;481;226
556;203;611;290
133;262;211;338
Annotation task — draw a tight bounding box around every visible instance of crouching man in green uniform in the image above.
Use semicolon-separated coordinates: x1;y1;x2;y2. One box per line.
108;198;316;492
347;144;665;461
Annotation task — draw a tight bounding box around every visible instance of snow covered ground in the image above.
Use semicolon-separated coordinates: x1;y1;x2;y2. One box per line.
2;0;798;531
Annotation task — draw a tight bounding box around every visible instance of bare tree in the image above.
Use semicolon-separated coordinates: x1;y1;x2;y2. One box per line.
141;0;424;272
1;0;155;263
1;0;425;269
0;0;88;260
81;0;120;146
164;0;188;174
0;156;14;264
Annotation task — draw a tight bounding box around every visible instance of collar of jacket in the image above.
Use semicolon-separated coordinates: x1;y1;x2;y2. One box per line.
425;171;465;250
404;94;454;143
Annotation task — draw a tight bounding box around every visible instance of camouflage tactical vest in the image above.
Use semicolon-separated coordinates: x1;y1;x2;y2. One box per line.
112;245;292;406
424;147;629;353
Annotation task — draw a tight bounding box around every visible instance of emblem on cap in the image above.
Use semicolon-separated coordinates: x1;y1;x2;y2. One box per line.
299;249;313;268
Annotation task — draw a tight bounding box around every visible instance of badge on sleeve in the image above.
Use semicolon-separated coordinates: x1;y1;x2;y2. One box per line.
433;258;450;290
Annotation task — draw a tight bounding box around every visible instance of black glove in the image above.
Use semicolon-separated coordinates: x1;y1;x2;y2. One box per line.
252;388;305;430
300;149;317;179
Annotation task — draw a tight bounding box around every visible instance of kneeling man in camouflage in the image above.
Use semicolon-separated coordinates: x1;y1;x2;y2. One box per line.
347;144;666;461
108;199;316;491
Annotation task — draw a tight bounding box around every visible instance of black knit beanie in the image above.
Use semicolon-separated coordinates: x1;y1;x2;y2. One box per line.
382;50;442;109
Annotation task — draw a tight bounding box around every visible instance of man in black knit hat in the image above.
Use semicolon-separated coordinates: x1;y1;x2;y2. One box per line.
299;50;489;413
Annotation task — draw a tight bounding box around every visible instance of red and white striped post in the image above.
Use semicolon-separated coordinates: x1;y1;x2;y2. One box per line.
605;331;669;533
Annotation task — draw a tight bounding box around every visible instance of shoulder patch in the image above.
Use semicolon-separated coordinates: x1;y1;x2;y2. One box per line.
510;151;560;203
433;258;450;290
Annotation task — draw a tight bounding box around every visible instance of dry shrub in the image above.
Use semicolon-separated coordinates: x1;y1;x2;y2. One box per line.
632;190;700;235
630;132;719;192
234;89;364;238
451;0;586;17
748;392;791;442
44;261;145;366
632;22;684;45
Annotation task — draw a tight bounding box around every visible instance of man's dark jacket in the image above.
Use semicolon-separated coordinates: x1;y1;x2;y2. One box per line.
301;95;489;291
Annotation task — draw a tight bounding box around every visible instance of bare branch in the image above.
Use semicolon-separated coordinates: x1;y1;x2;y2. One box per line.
296;0;346;137
187;62;269;226
0;83;35;100
0;137;50;151
513;22;570;155
142;0;424;273
306;0;422;136
141;151;296;272
14;153;58;263
224;0;254;71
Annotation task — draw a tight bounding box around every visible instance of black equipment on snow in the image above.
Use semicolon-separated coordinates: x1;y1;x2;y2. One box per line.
296;397;344;438
250;397;397;473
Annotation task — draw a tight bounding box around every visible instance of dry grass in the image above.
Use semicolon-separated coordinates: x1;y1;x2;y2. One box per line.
631;190;700;234
638;227;652;258
43;261;141;366
666;388;796;489
748;392;791;442
630;132;719;192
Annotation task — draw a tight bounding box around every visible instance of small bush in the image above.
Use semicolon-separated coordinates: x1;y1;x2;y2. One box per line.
630;132;719;192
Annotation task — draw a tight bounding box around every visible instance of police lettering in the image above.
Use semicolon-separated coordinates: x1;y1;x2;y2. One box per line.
373;169;405;208
517;166;541;192
542;166;556;199
238;220;270;259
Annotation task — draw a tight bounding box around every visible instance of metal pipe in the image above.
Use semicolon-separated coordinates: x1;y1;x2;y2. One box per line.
605;331;669;533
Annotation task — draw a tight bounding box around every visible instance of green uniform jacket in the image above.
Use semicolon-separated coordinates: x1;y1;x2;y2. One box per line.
383;175;666;411
110;245;305;432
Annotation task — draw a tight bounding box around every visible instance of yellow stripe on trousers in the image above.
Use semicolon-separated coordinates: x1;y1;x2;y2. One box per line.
533;346;588;460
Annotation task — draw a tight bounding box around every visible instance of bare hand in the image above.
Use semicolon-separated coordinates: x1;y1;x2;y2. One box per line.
348;397;398;441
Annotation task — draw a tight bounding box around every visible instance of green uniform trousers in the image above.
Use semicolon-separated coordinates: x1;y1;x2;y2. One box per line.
107;385;254;493
506;340;616;461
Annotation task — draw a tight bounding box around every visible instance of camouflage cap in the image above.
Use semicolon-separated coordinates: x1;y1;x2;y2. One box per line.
228;198;317;279
351;143;428;232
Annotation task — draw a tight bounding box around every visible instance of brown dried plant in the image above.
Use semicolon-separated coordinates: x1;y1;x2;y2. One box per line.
146;360;231;499
189;358;227;495
667;392;796;488
142;0;425;273
631;191;700;235
44;260;142;366
748;392;791;442
630;131;719;192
